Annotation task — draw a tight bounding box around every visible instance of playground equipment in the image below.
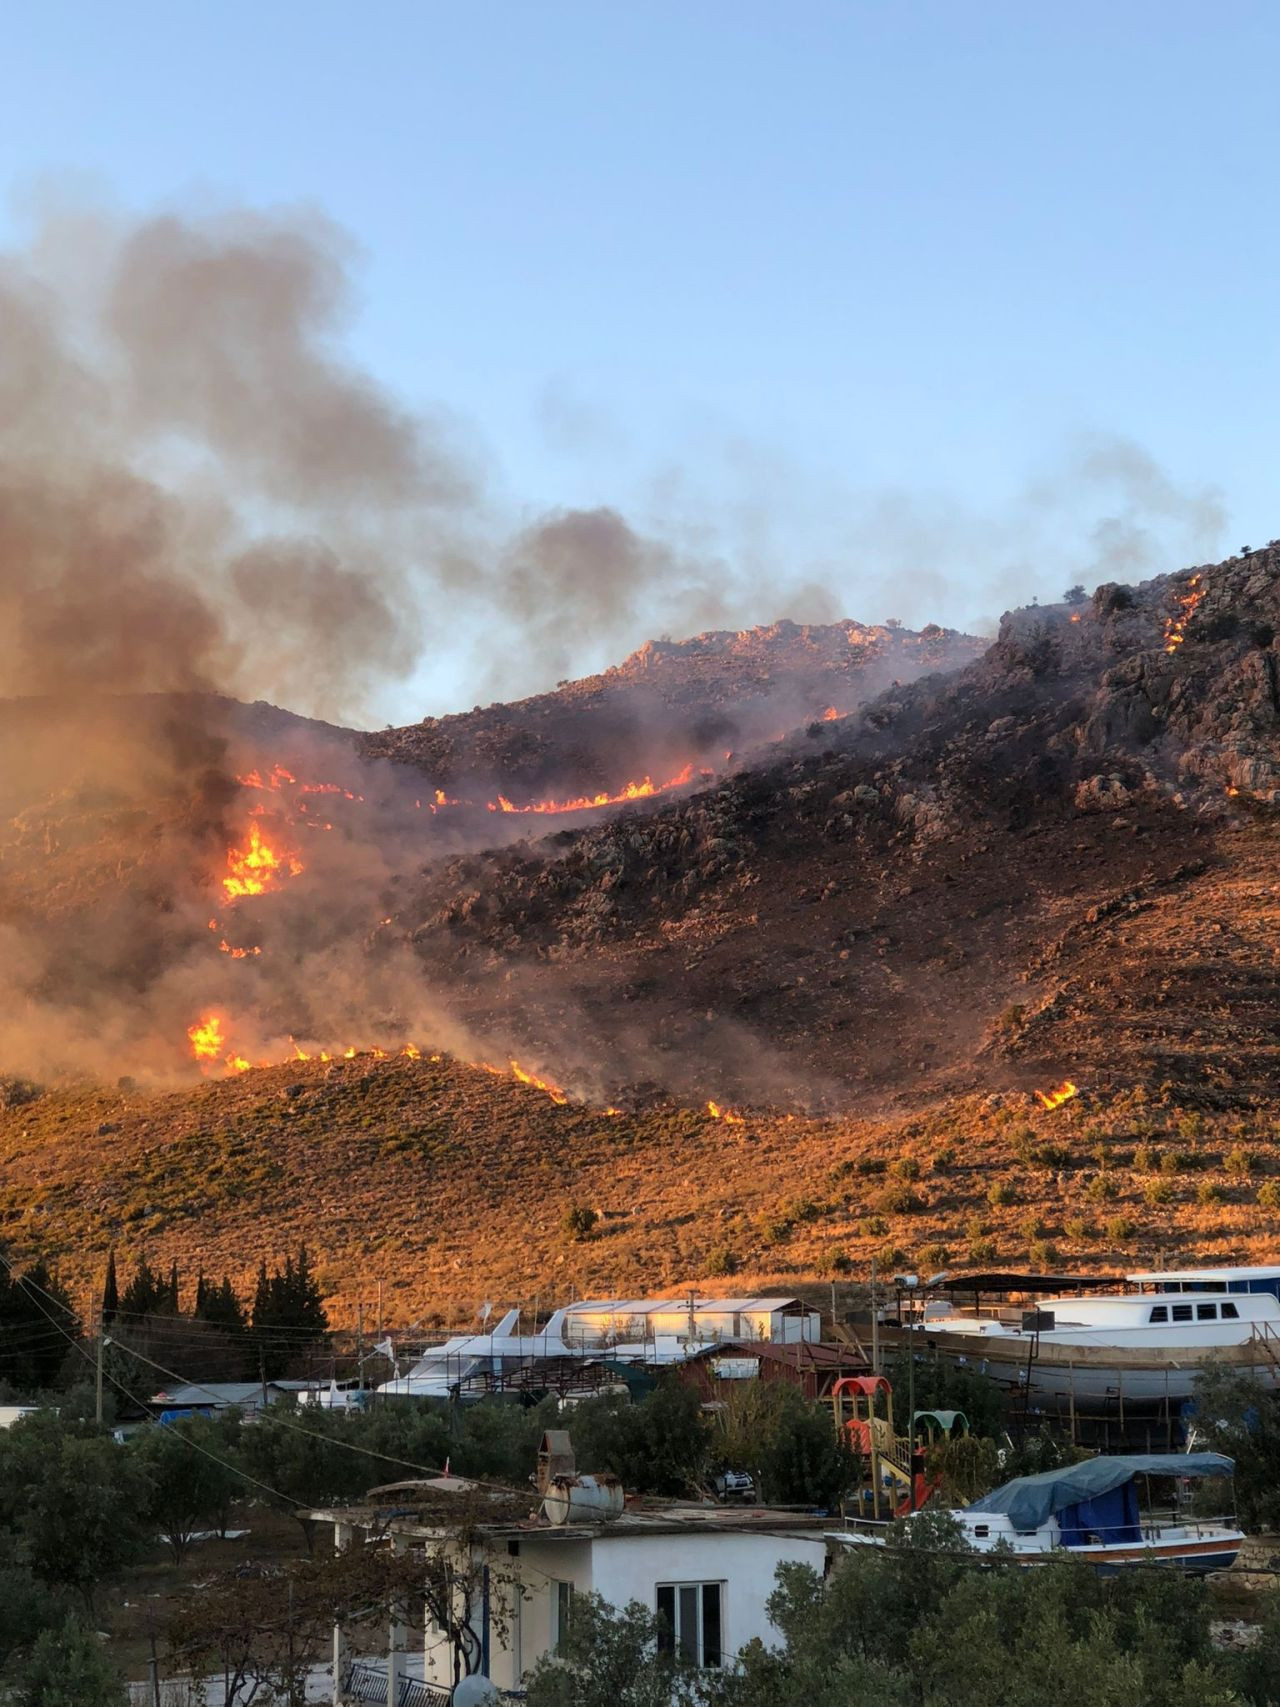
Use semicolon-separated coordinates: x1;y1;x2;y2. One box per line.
831;1375;968;1518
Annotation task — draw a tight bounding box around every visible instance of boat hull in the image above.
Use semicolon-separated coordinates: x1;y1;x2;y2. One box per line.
882;1326;1280;1409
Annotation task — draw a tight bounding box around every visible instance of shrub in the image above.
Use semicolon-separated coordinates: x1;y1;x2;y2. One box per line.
1028;1239;1060;1269
1161;1148;1199;1175
1105;1215;1134;1242
894;1157;922;1182
756;1213;794;1245
987;1181;1017;1208
782;1195;823;1223
1063;1216;1091;1241
1144;1179;1173;1205
1133;1143;1158;1172
916;1243;949;1271
1258;1181;1280;1211
1176;1111;1205;1140
1225;1147;1258;1177
1033;1143;1072;1169
561;1204;599;1241
862;1214;889;1236
879;1184;926;1215
820;1248;853;1276
1021;1215;1049;1241
1197;1180;1226;1206
1086;1175;1119;1202
968;1237;997;1263
964;1216;987;1241
856;1157;887;1177
705;1245;739;1277
931;1146;956;1173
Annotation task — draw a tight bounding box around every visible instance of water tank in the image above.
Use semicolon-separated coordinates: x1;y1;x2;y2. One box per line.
542;1474;624;1525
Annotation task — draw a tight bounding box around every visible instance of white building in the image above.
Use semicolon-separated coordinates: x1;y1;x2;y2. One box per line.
313;1484;828;1700
559;1295;823;1351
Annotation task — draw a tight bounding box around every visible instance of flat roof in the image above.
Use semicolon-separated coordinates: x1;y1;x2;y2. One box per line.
926;1271;1123;1295
565;1296;809;1315
307;1501;832;1543
1128;1267;1280;1283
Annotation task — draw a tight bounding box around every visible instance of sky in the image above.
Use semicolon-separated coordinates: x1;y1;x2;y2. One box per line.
2;2;1277;718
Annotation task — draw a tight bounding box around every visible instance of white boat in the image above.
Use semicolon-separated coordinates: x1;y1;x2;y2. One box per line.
831;1453;1243;1574
376;1308;576;1398
886;1266;1280;1408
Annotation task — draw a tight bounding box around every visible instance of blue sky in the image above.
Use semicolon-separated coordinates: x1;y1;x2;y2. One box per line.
3;2;1277;715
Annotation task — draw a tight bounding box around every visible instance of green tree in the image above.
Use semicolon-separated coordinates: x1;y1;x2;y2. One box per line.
1191;1365;1280;1530
717;1384;857;1508
0;1414;151;1608
17;1618;127;1707
130;1415;242;1563
525;1593;699;1707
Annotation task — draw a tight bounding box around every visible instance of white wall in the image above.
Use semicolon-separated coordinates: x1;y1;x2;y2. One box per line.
481;1529;826;1687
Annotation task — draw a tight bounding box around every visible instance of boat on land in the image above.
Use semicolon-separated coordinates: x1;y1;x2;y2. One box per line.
882;1267;1280;1409
832;1453;1243;1574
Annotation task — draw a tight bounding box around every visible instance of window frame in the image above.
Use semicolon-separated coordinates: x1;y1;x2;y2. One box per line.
551;1578;574;1657
656;1579;725;1669
1149;1306;1168;1323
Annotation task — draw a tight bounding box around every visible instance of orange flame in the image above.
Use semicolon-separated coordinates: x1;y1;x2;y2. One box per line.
222;822;303;901
187;1014;226;1062
1163;574;1204;654
707;1100;745;1125
1034;1080;1079;1111
820;706;842;722
218;940;261;958
487;762;708;817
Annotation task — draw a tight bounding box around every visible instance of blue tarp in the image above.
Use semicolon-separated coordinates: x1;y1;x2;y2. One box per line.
965;1452;1233;1534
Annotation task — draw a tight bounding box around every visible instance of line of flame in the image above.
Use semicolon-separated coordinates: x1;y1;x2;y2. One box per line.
1034;1080;1079;1110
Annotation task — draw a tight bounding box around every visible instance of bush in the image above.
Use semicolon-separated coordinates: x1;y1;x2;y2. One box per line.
968;1237;997;1263
1086;1175;1119;1202
17;1617;126;1707
1197;1180;1226;1206
1143;1179;1173;1205
819;1248;853;1276
856;1157;887;1177
705;1244;739;1277
916;1243;949;1271
1032;1143;1072;1169
1063;1216;1091;1241
1259;1180;1280;1210
1161;1147;1200;1175
1028;1239;1060;1269
862;1214;888;1236
561;1204;599;1241
1176;1111;1205;1139
987;1181;1017;1207
893;1158;921;1182
1225;1146;1258;1177
1105;1215;1134;1242
1020;1215;1049;1241
879;1184;926;1215
1133;1143;1158;1172
931;1146;956;1174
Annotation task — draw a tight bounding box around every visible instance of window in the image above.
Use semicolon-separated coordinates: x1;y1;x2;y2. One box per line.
1149;1306;1168;1324
657;1582;723;1668
973;1525;990;1539
1197;1303;1218;1321
551;1580;574;1656
1172;1304;1193;1322
1222;1302;1240;1320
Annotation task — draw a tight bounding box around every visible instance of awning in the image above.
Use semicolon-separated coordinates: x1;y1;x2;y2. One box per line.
965;1453;1234;1533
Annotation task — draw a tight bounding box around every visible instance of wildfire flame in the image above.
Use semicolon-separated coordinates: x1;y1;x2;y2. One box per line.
1163;574;1204;654
1034;1080;1079;1111
187;1013;253;1076
218;940;261;958
707;1100;745;1125
820;706;842;722
487;762;708;817
222;822;303;901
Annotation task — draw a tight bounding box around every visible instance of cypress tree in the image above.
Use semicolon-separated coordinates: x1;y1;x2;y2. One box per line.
102;1249;119;1322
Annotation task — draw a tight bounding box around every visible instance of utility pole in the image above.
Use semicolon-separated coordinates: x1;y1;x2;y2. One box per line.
869;1258;880;1376
356;1301;365;1396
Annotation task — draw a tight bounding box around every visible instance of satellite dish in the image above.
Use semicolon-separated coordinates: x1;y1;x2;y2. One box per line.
453;1679;500;1707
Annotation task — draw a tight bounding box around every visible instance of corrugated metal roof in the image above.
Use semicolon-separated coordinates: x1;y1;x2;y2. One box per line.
565;1296;809;1316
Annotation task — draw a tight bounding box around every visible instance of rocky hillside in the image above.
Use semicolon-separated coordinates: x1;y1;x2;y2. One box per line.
0;547;1277;1313
360;618;983;796
393;548;1280;1106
